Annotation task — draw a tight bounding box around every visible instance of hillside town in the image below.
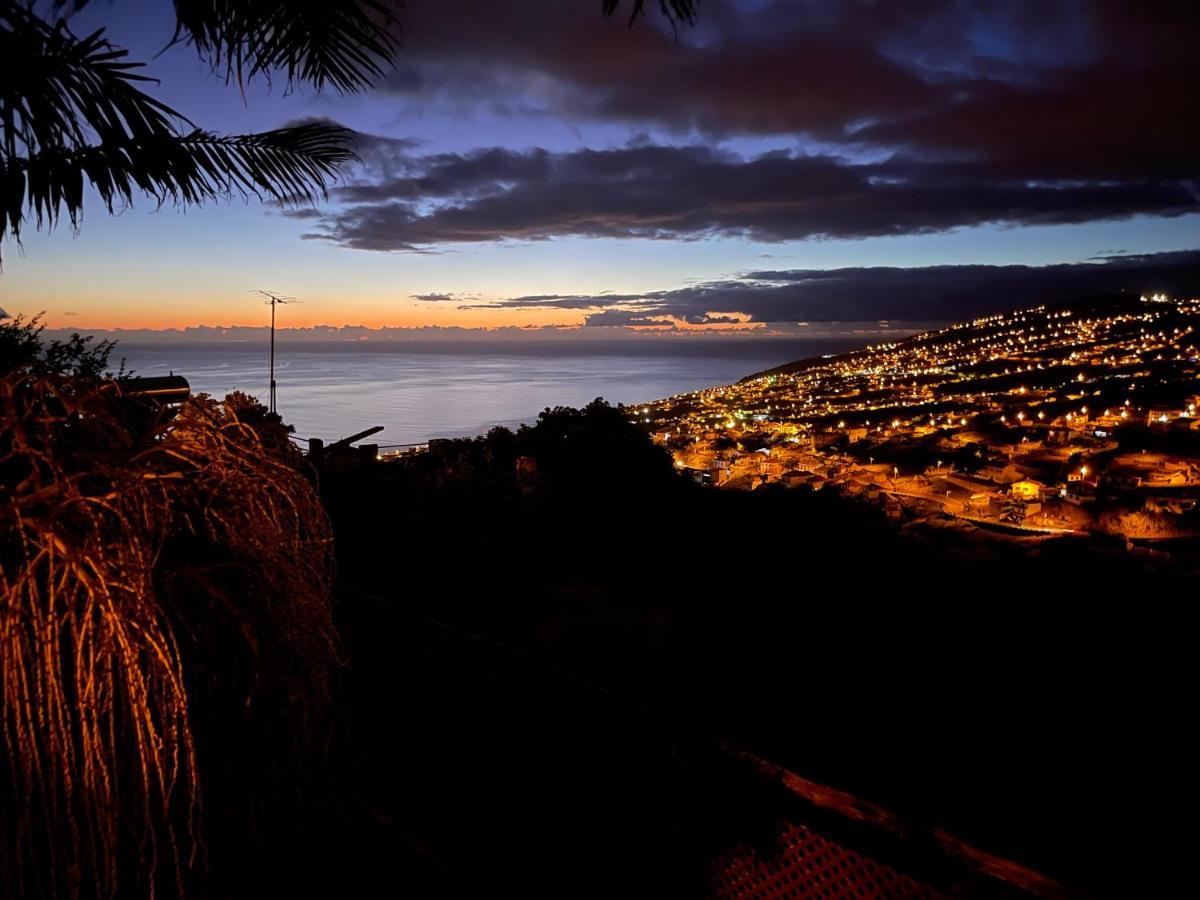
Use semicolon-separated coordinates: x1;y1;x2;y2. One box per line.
640;293;1200;541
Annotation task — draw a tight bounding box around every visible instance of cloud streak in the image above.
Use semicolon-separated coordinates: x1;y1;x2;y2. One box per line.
463;250;1200;325
297;144;1196;251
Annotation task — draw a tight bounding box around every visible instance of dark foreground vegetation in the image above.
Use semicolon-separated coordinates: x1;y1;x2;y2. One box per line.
3;320;1195;898
324;400;1196;899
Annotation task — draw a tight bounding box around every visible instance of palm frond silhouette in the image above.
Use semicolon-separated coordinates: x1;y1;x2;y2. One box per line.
0;1;391;263
603;0;697;26
169;0;397;93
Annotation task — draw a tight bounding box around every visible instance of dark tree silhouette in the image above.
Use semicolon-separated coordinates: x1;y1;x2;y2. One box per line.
0;312;120;377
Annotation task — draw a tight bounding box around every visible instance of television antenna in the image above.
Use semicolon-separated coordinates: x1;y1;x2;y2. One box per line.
251;290;298;413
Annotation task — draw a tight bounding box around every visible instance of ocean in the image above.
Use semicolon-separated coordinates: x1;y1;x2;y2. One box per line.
115;337;870;446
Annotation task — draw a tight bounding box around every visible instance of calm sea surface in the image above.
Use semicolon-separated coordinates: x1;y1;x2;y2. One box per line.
116;338;870;446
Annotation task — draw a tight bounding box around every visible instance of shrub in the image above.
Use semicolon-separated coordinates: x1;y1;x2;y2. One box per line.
0;375;336;899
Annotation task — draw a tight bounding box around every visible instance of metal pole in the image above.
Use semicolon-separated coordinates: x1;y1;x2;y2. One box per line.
269;296;277;413
253;290;295;414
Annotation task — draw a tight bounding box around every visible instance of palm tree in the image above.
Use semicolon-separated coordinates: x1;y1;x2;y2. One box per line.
1;1;696;265
0;1;403;264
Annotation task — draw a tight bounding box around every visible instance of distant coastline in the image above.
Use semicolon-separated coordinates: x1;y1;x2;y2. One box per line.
40;322;936;345
112;335;892;358
113;336;887;445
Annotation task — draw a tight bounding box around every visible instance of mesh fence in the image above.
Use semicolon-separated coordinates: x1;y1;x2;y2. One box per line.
710;822;946;900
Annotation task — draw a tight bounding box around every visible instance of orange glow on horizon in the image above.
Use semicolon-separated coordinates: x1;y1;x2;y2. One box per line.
20;302;591;333
17;299;779;335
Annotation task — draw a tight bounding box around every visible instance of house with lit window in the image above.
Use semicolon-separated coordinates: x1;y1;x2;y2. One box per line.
1145;465;1193;487
1147;406;1183;426
1010;479;1044;501
979;462;1023;484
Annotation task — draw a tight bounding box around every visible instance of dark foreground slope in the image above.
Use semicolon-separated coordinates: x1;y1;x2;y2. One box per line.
319;401;1196;898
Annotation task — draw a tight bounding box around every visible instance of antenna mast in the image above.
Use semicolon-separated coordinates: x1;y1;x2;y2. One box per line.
251;290;297;414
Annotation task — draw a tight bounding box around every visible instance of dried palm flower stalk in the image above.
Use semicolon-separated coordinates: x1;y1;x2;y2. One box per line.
0;375;336;899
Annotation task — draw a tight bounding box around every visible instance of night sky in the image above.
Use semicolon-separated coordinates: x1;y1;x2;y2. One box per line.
3;0;1198;332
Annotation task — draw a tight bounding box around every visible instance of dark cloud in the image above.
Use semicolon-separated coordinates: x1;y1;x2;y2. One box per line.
410;292;457;302
466;249;1200;325
280;3;1200;254
460;293;642;311
378;1;1200;182
298;144;1196;251
381;2;938;138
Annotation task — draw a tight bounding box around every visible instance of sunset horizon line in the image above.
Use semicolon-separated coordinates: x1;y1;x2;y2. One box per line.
26;319;930;341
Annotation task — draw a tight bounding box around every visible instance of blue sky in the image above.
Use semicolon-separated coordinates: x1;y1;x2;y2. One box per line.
3;1;1197;331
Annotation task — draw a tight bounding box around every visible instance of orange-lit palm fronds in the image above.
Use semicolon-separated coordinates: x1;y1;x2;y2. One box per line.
0;375;336;899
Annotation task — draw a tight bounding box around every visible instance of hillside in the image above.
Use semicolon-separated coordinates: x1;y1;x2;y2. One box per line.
743;292;1183;382
643;291;1200;538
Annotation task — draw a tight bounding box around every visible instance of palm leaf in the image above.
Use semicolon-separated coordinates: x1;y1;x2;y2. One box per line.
602;0;698;26
170;0;397;94
1;5;183;157
44;1;396;94
1;6;359;263
5;124;357;254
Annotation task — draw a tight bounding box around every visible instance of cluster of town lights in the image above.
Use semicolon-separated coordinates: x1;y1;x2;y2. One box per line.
627;293;1200;531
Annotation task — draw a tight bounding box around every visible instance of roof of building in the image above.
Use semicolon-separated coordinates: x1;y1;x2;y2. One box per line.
118;375;191;403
